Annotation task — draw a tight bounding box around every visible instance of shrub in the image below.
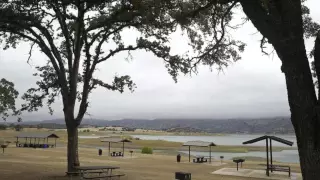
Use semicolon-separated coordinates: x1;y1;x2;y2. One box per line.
14;125;23;131
0;124;7;130
141;147;153;154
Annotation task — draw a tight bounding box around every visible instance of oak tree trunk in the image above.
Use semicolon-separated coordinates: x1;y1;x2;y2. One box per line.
240;1;320;178
276;39;320;179
67;123;80;173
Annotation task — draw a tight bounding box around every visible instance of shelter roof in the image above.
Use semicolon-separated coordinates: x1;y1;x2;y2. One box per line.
16;132;59;138
242;135;293;146
183;141;216;147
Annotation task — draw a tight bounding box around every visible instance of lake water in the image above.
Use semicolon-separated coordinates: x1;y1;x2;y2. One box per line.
131;134;298;147
131;134;300;163
78;135;101;139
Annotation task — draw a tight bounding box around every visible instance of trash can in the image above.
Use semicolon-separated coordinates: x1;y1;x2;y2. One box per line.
98;149;102;156
177;154;181;163
175;172;191;180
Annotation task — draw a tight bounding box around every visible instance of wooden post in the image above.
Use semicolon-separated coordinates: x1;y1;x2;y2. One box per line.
266;138;269;176
122;142;125;157
209;146;212;163
270;138;273;172
189;146;191;162
108;142;111;156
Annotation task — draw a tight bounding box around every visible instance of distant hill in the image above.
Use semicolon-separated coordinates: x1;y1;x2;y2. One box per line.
15;117;294;134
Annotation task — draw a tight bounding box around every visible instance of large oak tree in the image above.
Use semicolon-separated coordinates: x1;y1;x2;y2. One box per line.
168;0;320;179
0;0;187;172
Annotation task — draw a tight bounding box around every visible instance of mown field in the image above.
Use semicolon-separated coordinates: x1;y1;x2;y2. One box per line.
0;128;301;180
0;146;301;180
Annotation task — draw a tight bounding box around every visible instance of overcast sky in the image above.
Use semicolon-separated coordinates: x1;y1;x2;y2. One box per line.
0;1;319;121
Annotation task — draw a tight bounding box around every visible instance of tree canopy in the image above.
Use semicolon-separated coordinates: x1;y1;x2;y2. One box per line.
0;0;194;172
0;0;190;125
168;0;319;73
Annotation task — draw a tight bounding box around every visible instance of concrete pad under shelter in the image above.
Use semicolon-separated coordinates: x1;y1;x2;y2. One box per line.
212;168;302;180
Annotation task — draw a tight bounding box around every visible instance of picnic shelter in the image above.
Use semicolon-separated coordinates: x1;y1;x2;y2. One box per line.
243;135;294;176
15;132;59;148
101;137;132;157
183;141;216;163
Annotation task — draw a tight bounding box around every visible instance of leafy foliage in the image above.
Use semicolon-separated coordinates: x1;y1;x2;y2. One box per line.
0;0;188;125
0;78;19;121
14;124;23;131
0;124;7;130
167;0;320;90
141;146;153;154
168;1;246;73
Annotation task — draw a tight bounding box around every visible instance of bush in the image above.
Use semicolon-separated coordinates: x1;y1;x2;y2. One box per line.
0;124;7;130
141;147;153;154
14;125;23;131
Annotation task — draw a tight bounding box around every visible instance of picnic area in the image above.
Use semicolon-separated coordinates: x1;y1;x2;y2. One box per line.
0;146;302;180
0;128;302;180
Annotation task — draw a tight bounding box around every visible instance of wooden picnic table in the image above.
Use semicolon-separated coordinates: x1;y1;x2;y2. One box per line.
74;166;123;180
193;156;207;163
111;151;123;157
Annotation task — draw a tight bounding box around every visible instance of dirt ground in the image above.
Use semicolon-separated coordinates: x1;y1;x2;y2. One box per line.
0;146;301;180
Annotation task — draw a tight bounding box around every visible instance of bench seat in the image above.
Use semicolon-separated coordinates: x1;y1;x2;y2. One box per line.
82;174;125;179
271;165;291;176
66;171;80;176
259;164;291;177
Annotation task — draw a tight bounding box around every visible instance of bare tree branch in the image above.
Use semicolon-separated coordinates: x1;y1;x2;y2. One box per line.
189;1;238;70
27;42;36;64
260;36;269;55
50;2;73;72
97;45;140;64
